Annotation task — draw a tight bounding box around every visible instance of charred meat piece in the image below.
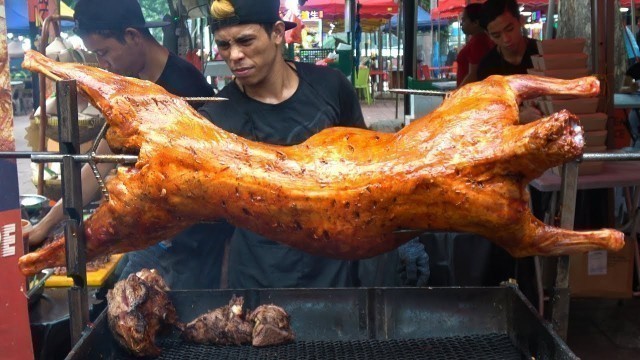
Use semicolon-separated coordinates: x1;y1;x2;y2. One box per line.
182;295;253;345
248;304;295;347
19;51;625;277
106;269;179;357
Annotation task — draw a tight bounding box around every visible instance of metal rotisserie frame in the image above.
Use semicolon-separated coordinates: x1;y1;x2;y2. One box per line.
66;286;577;360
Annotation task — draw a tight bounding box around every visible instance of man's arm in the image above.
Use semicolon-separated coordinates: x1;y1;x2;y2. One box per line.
459;63;480;87
29;139;115;245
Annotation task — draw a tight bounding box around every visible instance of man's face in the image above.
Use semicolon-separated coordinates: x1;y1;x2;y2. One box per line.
214;23;283;87
486;10;524;53
460;11;476;36
81;32;144;77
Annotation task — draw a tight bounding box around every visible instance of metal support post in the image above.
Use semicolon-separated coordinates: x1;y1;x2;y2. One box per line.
57;80;89;345
403;0;416;117
548;161;579;340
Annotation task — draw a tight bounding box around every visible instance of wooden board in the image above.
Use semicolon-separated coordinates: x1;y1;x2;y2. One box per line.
45;254;123;287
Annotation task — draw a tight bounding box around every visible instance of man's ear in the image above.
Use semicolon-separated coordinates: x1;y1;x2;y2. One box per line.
124;28;143;44
272;21;286;44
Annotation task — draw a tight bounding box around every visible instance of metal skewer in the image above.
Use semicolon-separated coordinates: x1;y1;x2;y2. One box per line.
184;96;228;102
389;88;450;97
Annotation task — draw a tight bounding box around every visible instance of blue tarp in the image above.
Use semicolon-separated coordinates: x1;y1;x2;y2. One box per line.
384;6;450;33
5;0;30;34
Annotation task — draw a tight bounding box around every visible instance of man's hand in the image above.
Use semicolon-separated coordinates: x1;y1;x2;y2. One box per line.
397;238;430;286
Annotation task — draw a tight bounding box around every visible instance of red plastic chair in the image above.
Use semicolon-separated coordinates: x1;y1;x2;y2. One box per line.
419;64;431;80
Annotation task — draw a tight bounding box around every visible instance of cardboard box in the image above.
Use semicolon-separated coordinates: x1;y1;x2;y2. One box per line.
569;236;636;298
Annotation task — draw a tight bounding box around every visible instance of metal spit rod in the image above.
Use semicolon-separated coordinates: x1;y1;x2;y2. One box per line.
389;88;449;98
5;148;640;164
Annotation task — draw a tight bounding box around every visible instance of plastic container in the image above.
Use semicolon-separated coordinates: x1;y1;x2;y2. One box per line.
584;130;608;147
527;67;590;80
547;98;599;114
536;38;586;55
578;113;607;131
532;53;588;70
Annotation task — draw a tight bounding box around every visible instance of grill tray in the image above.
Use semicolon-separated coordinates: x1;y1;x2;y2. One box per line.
66;286;576;359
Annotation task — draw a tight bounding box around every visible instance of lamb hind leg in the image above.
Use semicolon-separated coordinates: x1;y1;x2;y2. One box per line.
504;75;600;102
499;215;625;257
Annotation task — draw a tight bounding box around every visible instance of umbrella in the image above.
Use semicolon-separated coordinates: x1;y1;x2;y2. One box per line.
384;6;450;33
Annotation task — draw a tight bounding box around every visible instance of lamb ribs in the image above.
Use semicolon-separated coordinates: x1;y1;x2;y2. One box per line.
18;50;624;276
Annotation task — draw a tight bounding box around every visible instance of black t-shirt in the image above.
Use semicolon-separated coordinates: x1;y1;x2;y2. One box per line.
477;38;539;80
199;62;365;288
157;52;214;98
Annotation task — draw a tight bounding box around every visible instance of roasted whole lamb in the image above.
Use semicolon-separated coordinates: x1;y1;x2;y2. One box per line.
18;50;624;275
107;269;181;357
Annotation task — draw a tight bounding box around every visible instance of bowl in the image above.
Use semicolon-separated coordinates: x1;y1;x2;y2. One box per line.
578;113;607;131
547;98;599;114
20;194;49;213
536;38;586;55
584;130;608;147
534;53;588;70
527;67;590;79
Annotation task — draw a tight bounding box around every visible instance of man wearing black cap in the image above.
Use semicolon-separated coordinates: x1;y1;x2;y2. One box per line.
72;0;212;97
30;0;231;289
198;0;369;289
198;0;430;289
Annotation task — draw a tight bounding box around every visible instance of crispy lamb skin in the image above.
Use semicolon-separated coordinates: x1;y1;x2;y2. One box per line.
19;50;625;276
106;269;179;357
248;304;295;347
182;295;253;345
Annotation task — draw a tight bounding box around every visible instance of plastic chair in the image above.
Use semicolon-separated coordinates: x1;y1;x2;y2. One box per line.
355;67;372;105
419;64;431;80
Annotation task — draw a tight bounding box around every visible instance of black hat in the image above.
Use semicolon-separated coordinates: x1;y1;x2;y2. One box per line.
73;0;170;33
210;0;297;32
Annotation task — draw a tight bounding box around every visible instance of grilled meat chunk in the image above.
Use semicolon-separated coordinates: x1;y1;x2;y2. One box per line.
248;304;295;347
182;295;253;345
19;51;625;276
106;269;179;357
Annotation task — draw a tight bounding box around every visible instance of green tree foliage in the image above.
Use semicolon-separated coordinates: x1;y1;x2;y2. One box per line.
139;0;171;22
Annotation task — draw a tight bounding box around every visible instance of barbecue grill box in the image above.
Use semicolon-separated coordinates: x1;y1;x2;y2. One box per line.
65;286;576;359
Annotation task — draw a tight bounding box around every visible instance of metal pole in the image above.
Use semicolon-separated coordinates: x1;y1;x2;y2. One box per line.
545;0;556;40
378;28;384;93
632;0;637;38
57;80;89;345
549;161;579;340
403;0;417;117
395;0;403;119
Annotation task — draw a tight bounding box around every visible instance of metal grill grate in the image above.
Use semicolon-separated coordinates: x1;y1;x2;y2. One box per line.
142;333;524;360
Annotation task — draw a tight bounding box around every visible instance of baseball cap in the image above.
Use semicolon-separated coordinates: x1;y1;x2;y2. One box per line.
210;0;297;32
73;0;170;33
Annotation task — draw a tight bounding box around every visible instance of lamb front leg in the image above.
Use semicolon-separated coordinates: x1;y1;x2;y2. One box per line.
505;75;600;102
